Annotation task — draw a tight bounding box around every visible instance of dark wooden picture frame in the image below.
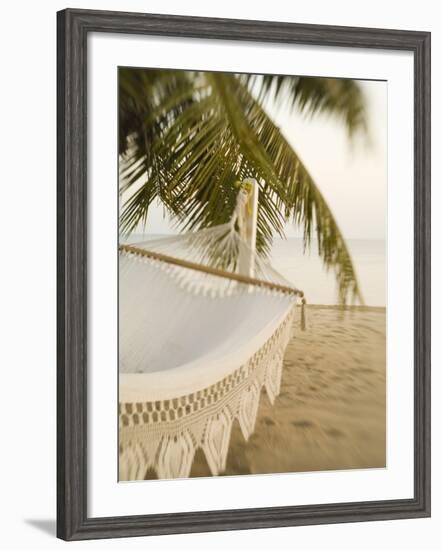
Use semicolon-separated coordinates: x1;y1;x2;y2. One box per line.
57;8;431;541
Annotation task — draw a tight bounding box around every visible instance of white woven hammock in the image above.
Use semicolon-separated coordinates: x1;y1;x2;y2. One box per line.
119;180;305;480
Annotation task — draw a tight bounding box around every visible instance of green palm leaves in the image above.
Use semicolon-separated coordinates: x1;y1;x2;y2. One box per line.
119;68;367;303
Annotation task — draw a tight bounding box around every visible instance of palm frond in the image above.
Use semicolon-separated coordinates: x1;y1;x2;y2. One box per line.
240;73;367;136
209;74;363;303
118;68;367;303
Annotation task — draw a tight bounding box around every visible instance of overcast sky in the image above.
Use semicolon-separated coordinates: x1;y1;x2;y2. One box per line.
124;79;387;241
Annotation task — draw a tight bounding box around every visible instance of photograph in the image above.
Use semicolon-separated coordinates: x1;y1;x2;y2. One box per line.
118;66;387;482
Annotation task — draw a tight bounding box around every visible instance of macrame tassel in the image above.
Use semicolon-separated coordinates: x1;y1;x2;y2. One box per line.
300;297;307;331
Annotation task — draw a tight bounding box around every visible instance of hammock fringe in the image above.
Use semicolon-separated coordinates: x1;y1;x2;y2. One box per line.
119;307;295;480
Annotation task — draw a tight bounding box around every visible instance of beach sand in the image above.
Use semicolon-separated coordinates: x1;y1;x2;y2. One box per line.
189;305;386;477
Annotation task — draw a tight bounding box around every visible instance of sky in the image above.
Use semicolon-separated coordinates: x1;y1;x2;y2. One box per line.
269;80;387;240
122;78;387;241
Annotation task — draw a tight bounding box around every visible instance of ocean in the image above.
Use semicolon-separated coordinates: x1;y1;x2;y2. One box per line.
122;234;386;307
270;238;385;307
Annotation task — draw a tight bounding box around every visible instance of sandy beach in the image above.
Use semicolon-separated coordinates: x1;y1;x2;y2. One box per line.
189;305;386;477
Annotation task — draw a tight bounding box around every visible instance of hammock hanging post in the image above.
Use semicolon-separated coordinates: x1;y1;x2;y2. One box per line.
238;178;259;278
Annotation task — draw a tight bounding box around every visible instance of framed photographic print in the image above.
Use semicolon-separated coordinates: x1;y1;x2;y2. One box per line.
57;8;431;541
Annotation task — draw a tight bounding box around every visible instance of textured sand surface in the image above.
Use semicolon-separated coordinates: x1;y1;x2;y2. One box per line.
190;305;386;477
